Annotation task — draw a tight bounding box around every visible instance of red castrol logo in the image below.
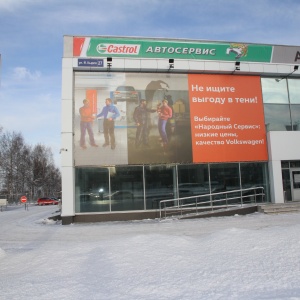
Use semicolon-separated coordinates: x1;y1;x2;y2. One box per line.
96;44;140;55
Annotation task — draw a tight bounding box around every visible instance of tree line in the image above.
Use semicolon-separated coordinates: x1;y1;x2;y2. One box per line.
0;125;61;203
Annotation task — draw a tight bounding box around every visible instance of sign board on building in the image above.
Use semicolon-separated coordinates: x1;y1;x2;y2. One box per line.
73;37;273;63
73;36;300;65
78;58;104;67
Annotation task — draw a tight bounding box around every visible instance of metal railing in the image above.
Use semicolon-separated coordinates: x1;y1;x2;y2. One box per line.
159;186;265;220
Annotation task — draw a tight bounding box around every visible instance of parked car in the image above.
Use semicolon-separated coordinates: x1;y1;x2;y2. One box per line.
112;86;139;104
37;197;59;206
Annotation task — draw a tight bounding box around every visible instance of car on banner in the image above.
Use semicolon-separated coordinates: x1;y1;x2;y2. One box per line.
111;86;140;104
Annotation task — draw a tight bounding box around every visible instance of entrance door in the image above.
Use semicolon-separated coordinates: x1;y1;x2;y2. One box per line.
290;168;300;201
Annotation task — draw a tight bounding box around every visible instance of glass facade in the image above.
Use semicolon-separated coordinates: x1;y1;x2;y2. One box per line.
75;162;269;213
261;78;300;131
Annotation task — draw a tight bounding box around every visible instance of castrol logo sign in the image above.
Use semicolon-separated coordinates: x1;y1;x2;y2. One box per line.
96;43;141;55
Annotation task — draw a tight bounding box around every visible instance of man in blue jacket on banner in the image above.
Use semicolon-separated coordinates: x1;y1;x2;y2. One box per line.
97;98;120;150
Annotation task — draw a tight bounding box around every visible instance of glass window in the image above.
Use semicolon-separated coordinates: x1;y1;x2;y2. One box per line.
110;166;144;211
209;163;240;205
144;165;175;209
290;104;300;130
240;162;269;203
281;160;300;202
75;168;110;213
290;161;300;168
210;163;240;190
288;79;300;104
264;104;292;131
281;161;289;168
291;170;300;189
177;164;209;201
261;78;289;104
282;169;291;201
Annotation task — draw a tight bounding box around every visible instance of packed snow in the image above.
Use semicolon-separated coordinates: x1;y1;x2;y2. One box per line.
0;204;300;300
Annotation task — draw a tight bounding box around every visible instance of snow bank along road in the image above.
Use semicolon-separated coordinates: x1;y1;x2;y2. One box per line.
0;205;300;300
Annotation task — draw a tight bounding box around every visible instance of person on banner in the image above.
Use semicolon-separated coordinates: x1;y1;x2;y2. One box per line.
97;98;120;150
157;99;173;149
79;99;98;150
133;99;156;148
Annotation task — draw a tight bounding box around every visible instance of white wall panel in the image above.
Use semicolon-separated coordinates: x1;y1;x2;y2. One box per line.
219;62;235;72
268;131;300;160
268;160;284;203
61;55;75;218
239;63;250;73
61;133;73;167
61;100;73;132
61;59;74;100
124;58;140;71
110;58;125;71
263;64;278;73
63;36;73;57
204;61;220;72
188;60;205;72
267;131;300;203
248;63;264;73
61;166;75;217
140;59;157;71
157;59;171;71
277;64;293;74
171;59;190;72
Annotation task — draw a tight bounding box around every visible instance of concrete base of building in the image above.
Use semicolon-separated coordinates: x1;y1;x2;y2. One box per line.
61;210;161;225
180;205;258;219
61;216;74;225
59;205;260;225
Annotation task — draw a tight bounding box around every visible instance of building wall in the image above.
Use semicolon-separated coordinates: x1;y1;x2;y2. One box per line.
61;36;300;222
61;55;75;218
267;131;300;203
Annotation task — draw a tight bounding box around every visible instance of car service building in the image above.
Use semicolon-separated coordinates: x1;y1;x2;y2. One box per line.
61;35;300;224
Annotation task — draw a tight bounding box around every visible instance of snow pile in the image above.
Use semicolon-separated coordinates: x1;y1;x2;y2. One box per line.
0;205;300;299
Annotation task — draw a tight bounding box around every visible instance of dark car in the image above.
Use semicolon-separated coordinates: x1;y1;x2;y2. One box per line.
37;197;59;206
113;86;139;103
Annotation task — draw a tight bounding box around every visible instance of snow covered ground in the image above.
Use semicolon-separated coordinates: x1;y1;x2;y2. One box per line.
0;205;300;300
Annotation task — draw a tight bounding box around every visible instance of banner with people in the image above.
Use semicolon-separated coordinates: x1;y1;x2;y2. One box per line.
73;72;267;166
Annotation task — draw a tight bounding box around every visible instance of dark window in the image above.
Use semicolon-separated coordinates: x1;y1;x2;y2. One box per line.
75;168;110;213
144;165;175;209
110;166;144;211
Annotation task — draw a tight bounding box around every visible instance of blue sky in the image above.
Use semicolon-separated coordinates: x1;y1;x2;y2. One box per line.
0;0;299;166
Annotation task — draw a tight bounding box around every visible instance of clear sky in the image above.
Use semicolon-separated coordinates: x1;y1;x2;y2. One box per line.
0;0;299;167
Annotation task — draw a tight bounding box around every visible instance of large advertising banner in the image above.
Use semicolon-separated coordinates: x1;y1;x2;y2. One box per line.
73;72;267;166
188;74;268;162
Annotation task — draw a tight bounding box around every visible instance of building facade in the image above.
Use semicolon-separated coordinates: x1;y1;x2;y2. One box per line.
61;36;300;224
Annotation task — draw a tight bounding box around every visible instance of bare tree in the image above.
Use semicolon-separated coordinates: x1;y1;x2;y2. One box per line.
0;126;61;203
0;131;25;201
